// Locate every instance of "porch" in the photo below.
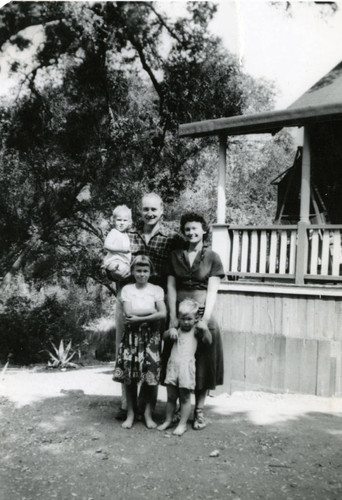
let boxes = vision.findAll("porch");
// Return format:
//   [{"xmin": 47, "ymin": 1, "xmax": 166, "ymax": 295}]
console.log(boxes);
[
  {"xmin": 213, "ymin": 222, "xmax": 342, "ymax": 284},
  {"xmin": 179, "ymin": 62, "xmax": 342, "ymax": 397}
]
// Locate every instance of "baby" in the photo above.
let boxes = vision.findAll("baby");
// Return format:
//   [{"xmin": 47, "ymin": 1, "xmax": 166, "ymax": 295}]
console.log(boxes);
[
  {"xmin": 158, "ymin": 298, "xmax": 212, "ymax": 436},
  {"xmin": 102, "ymin": 205, "xmax": 132, "ymax": 281}
]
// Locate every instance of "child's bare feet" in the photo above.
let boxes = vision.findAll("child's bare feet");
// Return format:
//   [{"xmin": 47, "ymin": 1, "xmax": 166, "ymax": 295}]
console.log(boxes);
[
  {"xmin": 157, "ymin": 420, "xmax": 173, "ymax": 431},
  {"xmin": 144, "ymin": 415, "xmax": 157, "ymax": 429},
  {"xmin": 173, "ymin": 424, "xmax": 187, "ymax": 436},
  {"xmin": 144, "ymin": 405, "xmax": 157, "ymax": 429},
  {"xmin": 121, "ymin": 413, "xmax": 134, "ymax": 429}
]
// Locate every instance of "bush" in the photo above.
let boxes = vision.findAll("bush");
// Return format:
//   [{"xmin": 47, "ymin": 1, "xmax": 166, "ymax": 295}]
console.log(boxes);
[
  {"xmin": 83, "ymin": 316, "xmax": 116, "ymax": 362},
  {"xmin": 0, "ymin": 286, "xmax": 101, "ymax": 365}
]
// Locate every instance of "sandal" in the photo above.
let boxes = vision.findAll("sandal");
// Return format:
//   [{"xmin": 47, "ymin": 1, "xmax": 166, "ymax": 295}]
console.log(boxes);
[{"xmin": 193, "ymin": 409, "xmax": 207, "ymax": 430}]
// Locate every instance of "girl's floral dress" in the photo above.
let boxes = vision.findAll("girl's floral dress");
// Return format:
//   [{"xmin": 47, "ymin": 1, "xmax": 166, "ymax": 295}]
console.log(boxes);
[{"xmin": 113, "ymin": 321, "xmax": 161, "ymax": 385}]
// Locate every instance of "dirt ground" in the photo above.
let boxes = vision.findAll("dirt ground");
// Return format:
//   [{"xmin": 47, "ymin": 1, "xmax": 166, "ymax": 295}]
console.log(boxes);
[{"xmin": 0, "ymin": 365, "xmax": 342, "ymax": 500}]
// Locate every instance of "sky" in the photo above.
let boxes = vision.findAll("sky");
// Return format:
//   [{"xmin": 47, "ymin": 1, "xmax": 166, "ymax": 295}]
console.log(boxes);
[
  {"xmin": 209, "ymin": 0, "xmax": 342, "ymax": 109},
  {"xmin": 1, "ymin": 1, "xmax": 342, "ymax": 110}
]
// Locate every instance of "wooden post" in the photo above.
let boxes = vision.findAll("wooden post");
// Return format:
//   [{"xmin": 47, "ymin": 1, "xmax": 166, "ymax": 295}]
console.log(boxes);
[
  {"xmin": 212, "ymin": 134, "xmax": 230, "ymax": 274},
  {"xmin": 217, "ymin": 135, "xmax": 227, "ymax": 224},
  {"xmin": 295, "ymin": 221, "xmax": 308, "ymax": 284},
  {"xmin": 300, "ymin": 127, "xmax": 311, "ymax": 222},
  {"xmin": 296, "ymin": 126, "xmax": 311, "ymax": 284}
]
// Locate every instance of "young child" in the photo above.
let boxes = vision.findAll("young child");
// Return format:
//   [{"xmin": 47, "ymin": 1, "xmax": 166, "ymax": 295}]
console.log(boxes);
[
  {"xmin": 158, "ymin": 298, "xmax": 212, "ymax": 436},
  {"xmin": 113, "ymin": 255, "xmax": 166, "ymax": 429},
  {"xmin": 102, "ymin": 205, "xmax": 132, "ymax": 281}
]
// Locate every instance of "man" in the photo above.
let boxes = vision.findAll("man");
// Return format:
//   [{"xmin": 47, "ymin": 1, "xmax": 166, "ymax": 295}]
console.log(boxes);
[
  {"xmin": 115, "ymin": 192, "xmax": 182, "ymax": 420},
  {"xmin": 130, "ymin": 192, "xmax": 180, "ymax": 289}
]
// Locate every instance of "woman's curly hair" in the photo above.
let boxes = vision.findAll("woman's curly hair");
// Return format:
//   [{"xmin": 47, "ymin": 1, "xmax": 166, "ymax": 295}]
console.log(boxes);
[{"xmin": 180, "ymin": 212, "xmax": 208, "ymax": 239}]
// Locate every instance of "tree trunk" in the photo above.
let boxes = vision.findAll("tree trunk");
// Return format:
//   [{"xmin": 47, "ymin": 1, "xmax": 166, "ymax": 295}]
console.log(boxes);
[{"xmin": 0, "ymin": 234, "xmax": 41, "ymax": 291}]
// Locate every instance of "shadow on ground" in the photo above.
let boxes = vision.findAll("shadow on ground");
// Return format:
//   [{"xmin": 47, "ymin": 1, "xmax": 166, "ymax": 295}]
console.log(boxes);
[{"xmin": 0, "ymin": 370, "xmax": 342, "ymax": 500}]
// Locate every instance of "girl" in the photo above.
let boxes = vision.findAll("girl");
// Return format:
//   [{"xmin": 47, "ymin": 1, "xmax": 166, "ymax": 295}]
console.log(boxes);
[
  {"xmin": 158, "ymin": 298, "xmax": 212, "ymax": 436},
  {"xmin": 113, "ymin": 255, "xmax": 166, "ymax": 429}
]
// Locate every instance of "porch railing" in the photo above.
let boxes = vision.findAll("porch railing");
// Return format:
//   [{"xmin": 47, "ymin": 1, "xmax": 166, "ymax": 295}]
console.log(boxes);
[{"xmin": 218, "ymin": 223, "xmax": 342, "ymax": 284}]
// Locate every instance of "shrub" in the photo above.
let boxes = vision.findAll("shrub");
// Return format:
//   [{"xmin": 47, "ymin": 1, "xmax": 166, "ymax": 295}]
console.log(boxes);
[
  {"xmin": 46, "ymin": 340, "xmax": 79, "ymax": 369},
  {"xmin": 83, "ymin": 316, "xmax": 116, "ymax": 361},
  {"xmin": 0, "ymin": 285, "xmax": 101, "ymax": 365}
]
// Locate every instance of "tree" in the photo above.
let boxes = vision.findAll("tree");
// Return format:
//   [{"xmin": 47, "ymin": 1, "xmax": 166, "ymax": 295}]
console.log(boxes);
[
  {"xmin": 0, "ymin": 1, "xmax": 278, "ymax": 290},
  {"xmin": 271, "ymin": 1, "xmax": 338, "ymax": 16},
  {"xmin": 167, "ymin": 129, "xmax": 296, "ymax": 229}
]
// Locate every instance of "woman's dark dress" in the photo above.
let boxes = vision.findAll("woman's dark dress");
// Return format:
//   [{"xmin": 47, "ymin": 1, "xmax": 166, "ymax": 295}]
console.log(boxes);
[{"xmin": 165, "ymin": 246, "xmax": 225, "ymax": 390}]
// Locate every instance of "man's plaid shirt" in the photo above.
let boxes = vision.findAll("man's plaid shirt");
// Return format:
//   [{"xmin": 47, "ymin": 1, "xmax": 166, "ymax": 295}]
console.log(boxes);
[{"xmin": 128, "ymin": 225, "xmax": 183, "ymax": 289}]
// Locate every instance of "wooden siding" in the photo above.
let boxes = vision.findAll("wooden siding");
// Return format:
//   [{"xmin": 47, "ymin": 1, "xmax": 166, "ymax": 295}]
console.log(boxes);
[{"xmin": 215, "ymin": 288, "xmax": 342, "ymax": 396}]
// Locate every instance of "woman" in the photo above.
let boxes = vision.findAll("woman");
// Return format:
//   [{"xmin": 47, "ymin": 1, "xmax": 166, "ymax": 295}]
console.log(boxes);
[{"xmin": 167, "ymin": 212, "xmax": 225, "ymax": 430}]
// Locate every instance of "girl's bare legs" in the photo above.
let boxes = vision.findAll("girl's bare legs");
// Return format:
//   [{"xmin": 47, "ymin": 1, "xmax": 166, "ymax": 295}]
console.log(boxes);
[
  {"xmin": 173, "ymin": 388, "xmax": 191, "ymax": 436},
  {"xmin": 158, "ymin": 386, "xmax": 178, "ymax": 431},
  {"xmin": 122, "ymin": 383, "xmax": 137, "ymax": 429},
  {"xmin": 143, "ymin": 386, "xmax": 158, "ymax": 429}
]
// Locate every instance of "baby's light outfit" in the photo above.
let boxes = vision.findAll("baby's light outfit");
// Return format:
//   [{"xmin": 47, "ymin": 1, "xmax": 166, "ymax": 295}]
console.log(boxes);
[
  {"xmin": 102, "ymin": 228, "xmax": 131, "ymax": 278},
  {"xmin": 164, "ymin": 327, "xmax": 198, "ymax": 390}
]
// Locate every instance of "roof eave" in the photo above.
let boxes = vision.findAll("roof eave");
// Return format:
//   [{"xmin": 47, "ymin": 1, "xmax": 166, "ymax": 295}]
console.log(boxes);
[{"xmin": 178, "ymin": 103, "xmax": 342, "ymax": 138}]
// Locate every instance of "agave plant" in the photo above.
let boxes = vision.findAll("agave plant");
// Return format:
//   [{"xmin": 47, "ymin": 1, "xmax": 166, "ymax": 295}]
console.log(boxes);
[{"xmin": 46, "ymin": 340, "xmax": 79, "ymax": 369}]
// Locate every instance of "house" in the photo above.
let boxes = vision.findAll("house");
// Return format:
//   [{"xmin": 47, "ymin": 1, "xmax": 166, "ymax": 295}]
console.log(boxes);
[{"xmin": 179, "ymin": 62, "xmax": 342, "ymax": 396}]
